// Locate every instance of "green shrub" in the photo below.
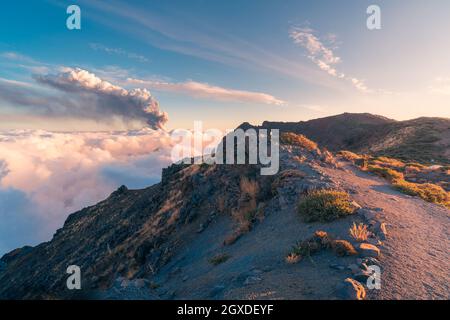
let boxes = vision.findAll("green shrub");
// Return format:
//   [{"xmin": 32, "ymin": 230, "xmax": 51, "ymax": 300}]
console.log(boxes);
[
  {"xmin": 208, "ymin": 253, "xmax": 230, "ymax": 266},
  {"xmin": 373, "ymin": 156, "xmax": 405, "ymax": 168},
  {"xmin": 298, "ymin": 190, "xmax": 355, "ymax": 222},
  {"xmin": 393, "ymin": 180, "xmax": 449, "ymax": 207},
  {"xmin": 331, "ymin": 240, "xmax": 358, "ymax": 257},
  {"xmin": 367, "ymin": 165, "xmax": 404, "ymax": 182},
  {"xmin": 338, "ymin": 150, "xmax": 362, "ymax": 161},
  {"xmin": 280, "ymin": 133, "xmax": 318, "ymax": 151}
]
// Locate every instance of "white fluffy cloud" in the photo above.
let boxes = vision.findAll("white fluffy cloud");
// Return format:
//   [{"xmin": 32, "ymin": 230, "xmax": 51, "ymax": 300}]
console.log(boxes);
[
  {"xmin": 290, "ymin": 27, "xmax": 370, "ymax": 93},
  {"xmin": 0, "ymin": 129, "xmax": 174, "ymax": 255},
  {"xmin": 127, "ymin": 78, "xmax": 285, "ymax": 106}
]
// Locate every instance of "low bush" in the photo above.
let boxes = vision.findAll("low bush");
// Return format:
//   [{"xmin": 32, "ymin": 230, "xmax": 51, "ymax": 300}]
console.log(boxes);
[
  {"xmin": 208, "ymin": 253, "xmax": 230, "ymax": 266},
  {"xmin": 338, "ymin": 150, "xmax": 362, "ymax": 161},
  {"xmin": 367, "ymin": 165, "xmax": 404, "ymax": 182},
  {"xmin": 298, "ymin": 190, "xmax": 355, "ymax": 222},
  {"xmin": 373, "ymin": 156, "xmax": 405, "ymax": 168},
  {"xmin": 331, "ymin": 240, "xmax": 358, "ymax": 257},
  {"xmin": 280, "ymin": 132, "xmax": 318, "ymax": 151}
]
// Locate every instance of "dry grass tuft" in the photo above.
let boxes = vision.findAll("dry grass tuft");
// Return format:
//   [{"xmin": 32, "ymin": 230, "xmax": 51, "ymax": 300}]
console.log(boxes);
[
  {"xmin": 349, "ymin": 222, "xmax": 370, "ymax": 242},
  {"xmin": 280, "ymin": 132, "xmax": 318, "ymax": 151},
  {"xmin": 338, "ymin": 150, "xmax": 362, "ymax": 161},
  {"xmin": 285, "ymin": 253, "xmax": 301, "ymax": 264},
  {"xmin": 373, "ymin": 156, "xmax": 405, "ymax": 168},
  {"xmin": 367, "ymin": 165, "xmax": 404, "ymax": 182},
  {"xmin": 240, "ymin": 177, "xmax": 259, "ymax": 196},
  {"xmin": 331, "ymin": 240, "xmax": 358, "ymax": 257}
]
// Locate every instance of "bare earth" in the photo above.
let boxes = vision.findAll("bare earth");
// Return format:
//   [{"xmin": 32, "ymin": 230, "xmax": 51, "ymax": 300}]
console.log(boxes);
[
  {"xmin": 321, "ymin": 163, "xmax": 450, "ymax": 299},
  {"xmin": 152, "ymin": 158, "xmax": 449, "ymax": 300}
]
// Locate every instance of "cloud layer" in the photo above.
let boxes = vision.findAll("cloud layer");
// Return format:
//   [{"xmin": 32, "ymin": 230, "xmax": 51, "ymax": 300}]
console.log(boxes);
[
  {"xmin": 127, "ymin": 78, "xmax": 285, "ymax": 105},
  {"xmin": 290, "ymin": 27, "xmax": 370, "ymax": 93},
  {"xmin": 0, "ymin": 129, "xmax": 173, "ymax": 255}
]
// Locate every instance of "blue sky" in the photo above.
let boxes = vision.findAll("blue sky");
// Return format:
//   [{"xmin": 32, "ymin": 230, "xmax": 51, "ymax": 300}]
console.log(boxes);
[{"xmin": 1, "ymin": 0, "xmax": 450, "ymax": 131}]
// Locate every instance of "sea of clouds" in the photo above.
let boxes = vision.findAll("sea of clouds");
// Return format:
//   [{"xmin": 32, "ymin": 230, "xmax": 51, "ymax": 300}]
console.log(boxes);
[{"xmin": 0, "ymin": 128, "xmax": 174, "ymax": 255}]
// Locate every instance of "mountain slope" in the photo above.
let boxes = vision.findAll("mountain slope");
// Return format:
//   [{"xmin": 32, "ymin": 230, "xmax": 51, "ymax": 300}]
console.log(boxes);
[
  {"xmin": 252, "ymin": 113, "xmax": 450, "ymax": 164},
  {"xmin": 1, "ymin": 134, "xmax": 448, "ymax": 300}
]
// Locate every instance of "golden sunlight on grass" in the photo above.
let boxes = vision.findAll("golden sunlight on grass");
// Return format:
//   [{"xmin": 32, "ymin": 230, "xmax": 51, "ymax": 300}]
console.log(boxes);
[{"xmin": 349, "ymin": 222, "xmax": 370, "ymax": 242}]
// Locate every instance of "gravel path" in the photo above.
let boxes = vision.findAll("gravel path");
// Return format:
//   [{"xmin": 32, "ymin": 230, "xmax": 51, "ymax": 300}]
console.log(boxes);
[{"xmin": 322, "ymin": 163, "xmax": 450, "ymax": 299}]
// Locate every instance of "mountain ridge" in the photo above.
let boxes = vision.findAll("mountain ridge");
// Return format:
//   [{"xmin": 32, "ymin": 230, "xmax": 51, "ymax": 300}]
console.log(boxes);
[{"xmin": 241, "ymin": 113, "xmax": 450, "ymax": 164}]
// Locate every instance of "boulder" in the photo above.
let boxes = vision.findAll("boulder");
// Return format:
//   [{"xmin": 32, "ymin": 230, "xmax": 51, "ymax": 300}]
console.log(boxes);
[
  {"xmin": 354, "ymin": 270, "xmax": 372, "ymax": 283},
  {"xmin": 330, "ymin": 263, "xmax": 346, "ymax": 271},
  {"xmin": 337, "ymin": 278, "xmax": 366, "ymax": 300},
  {"xmin": 347, "ymin": 264, "xmax": 361, "ymax": 274},
  {"xmin": 358, "ymin": 243, "xmax": 381, "ymax": 258},
  {"xmin": 378, "ymin": 222, "xmax": 388, "ymax": 240}
]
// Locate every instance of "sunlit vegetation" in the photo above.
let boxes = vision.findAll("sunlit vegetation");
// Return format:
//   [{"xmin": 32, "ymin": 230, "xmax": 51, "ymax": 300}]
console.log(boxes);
[
  {"xmin": 298, "ymin": 190, "xmax": 356, "ymax": 222},
  {"xmin": 331, "ymin": 240, "xmax": 358, "ymax": 257},
  {"xmin": 349, "ymin": 222, "xmax": 370, "ymax": 242},
  {"xmin": 280, "ymin": 132, "xmax": 318, "ymax": 151},
  {"xmin": 208, "ymin": 253, "xmax": 230, "ymax": 266},
  {"xmin": 339, "ymin": 151, "xmax": 450, "ymax": 208},
  {"xmin": 286, "ymin": 231, "xmax": 358, "ymax": 263}
]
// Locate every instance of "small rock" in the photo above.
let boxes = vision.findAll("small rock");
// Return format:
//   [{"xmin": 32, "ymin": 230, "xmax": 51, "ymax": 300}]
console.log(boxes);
[
  {"xmin": 167, "ymin": 290, "xmax": 176, "ymax": 299},
  {"xmin": 362, "ymin": 257, "xmax": 380, "ymax": 266},
  {"xmin": 120, "ymin": 279, "xmax": 130, "ymax": 288},
  {"xmin": 182, "ymin": 275, "xmax": 189, "ymax": 282},
  {"xmin": 196, "ymin": 224, "xmax": 205, "ymax": 233},
  {"xmin": 351, "ymin": 201, "xmax": 362, "ymax": 210},
  {"xmin": 251, "ymin": 268, "xmax": 263, "ymax": 275},
  {"xmin": 367, "ymin": 238, "xmax": 383, "ymax": 246},
  {"xmin": 359, "ymin": 208, "xmax": 378, "ymax": 221},
  {"xmin": 209, "ymin": 285, "xmax": 225, "ymax": 298},
  {"xmin": 354, "ymin": 270, "xmax": 372, "ymax": 283},
  {"xmin": 330, "ymin": 263, "xmax": 345, "ymax": 271},
  {"xmin": 337, "ymin": 278, "xmax": 366, "ymax": 300},
  {"xmin": 244, "ymin": 276, "xmax": 262, "ymax": 285},
  {"xmin": 358, "ymin": 243, "xmax": 381, "ymax": 258},
  {"xmin": 347, "ymin": 264, "xmax": 361, "ymax": 274},
  {"xmin": 261, "ymin": 266, "xmax": 273, "ymax": 272},
  {"xmin": 378, "ymin": 222, "xmax": 388, "ymax": 240},
  {"xmin": 133, "ymin": 278, "xmax": 147, "ymax": 288}
]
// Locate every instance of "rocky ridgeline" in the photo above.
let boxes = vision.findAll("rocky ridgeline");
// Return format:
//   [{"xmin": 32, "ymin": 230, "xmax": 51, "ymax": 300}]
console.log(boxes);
[{"xmin": 1, "ymin": 134, "xmax": 388, "ymax": 300}]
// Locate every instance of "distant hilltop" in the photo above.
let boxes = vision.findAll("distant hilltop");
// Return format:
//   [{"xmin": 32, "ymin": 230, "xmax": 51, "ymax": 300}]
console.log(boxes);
[{"xmin": 241, "ymin": 113, "xmax": 450, "ymax": 165}]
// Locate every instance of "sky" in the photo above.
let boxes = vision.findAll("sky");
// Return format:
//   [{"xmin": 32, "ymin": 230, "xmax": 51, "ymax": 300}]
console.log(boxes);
[{"xmin": 0, "ymin": 0, "xmax": 449, "ymax": 254}]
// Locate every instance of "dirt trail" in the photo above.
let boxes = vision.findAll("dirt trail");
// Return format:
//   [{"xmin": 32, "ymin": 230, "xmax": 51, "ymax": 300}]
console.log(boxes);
[
  {"xmin": 152, "ymin": 159, "xmax": 449, "ymax": 300},
  {"xmin": 322, "ymin": 163, "xmax": 450, "ymax": 299}
]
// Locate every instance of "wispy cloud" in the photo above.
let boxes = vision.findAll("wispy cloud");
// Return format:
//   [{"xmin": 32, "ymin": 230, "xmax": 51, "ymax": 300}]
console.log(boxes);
[
  {"xmin": 0, "ymin": 51, "xmax": 53, "ymax": 75},
  {"xmin": 77, "ymin": 0, "xmax": 339, "ymax": 90},
  {"xmin": 428, "ymin": 77, "xmax": 450, "ymax": 95},
  {"xmin": 290, "ymin": 26, "xmax": 370, "ymax": 93},
  {"xmin": 127, "ymin": 78, "xmax": 285, "ymax": 106},
  {"xmin": 90, "ymin": 43, "xmax": 149, "ymax": 63}
]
